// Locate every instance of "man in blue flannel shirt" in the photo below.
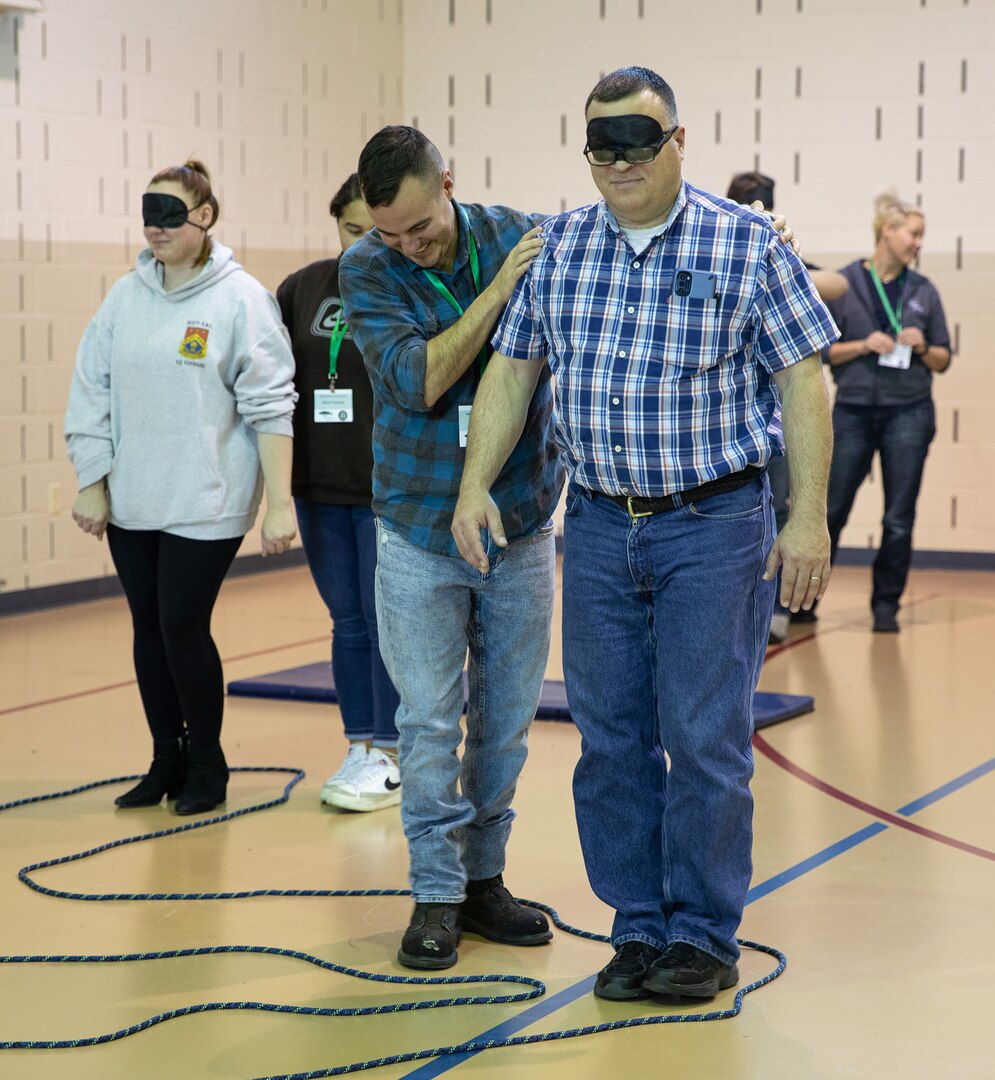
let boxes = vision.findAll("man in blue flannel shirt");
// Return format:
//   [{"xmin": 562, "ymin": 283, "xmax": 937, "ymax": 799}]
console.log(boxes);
[
  {"xmin": 339, "ymin": 126, "xmax": 563, "ymax": 971},
  {"xmin": 453, "ymin": 67, "xmax": 839, "ymax": 1001}
]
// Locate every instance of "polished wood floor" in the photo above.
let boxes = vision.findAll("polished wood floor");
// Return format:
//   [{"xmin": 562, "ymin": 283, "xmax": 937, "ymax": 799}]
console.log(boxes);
[{"xmin": 1, "ymin": 561, "xmax": 993, "ymax": 1080}]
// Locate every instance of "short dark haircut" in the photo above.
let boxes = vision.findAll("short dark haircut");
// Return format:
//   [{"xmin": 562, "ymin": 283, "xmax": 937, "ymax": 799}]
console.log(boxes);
[
  {"xmin": 727, "ymin": 171, "xmax": 775, "ymax": 210},
  {"xmin": 585, "ymin": 66, "xmax": 678, "ymax": 124},
  {"xmin": 357, "ymin": 126, "xmax": 445, "ymax": 209},
  {"xmin": 329, "ymin": 173, "xmax": 362, "ymax": 218}
]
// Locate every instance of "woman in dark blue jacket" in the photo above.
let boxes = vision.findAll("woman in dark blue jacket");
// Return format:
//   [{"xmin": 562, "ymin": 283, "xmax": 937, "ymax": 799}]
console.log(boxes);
[{"xmin": 824, "ymin": 192, "xmax": 951, "ymax": 632}]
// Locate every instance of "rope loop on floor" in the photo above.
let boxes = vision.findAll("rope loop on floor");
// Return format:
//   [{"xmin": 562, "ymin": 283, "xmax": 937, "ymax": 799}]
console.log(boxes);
[{"xmin": 0, "ymin": 769, "xmax": 787, "ymax": 1075}]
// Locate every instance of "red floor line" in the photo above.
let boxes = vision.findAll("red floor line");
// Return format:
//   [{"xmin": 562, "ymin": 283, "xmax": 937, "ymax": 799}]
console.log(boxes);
[
  {"xmin": 753, "ymin": 731, "xmax": 995, "ymax": 862},
  {"xmin": 0, "ymin": 635, "xmax": 329, "ymax": 718}
]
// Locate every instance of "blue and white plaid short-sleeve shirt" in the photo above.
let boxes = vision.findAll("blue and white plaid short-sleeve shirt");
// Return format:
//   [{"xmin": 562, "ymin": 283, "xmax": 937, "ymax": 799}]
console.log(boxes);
[{"xmin": 492, "ymin": 182, "xmax": 839, "ymax": 497}]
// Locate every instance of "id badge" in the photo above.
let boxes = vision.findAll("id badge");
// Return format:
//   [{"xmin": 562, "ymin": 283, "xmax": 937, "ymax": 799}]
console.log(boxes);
[
  {"xmin": 878, "ymin": 343, "xmax": 912, "ymax": 370},
  {"xmin": 314, "ymin": 388, "xmax": 354, "ymax": 423},
  {"xmin": 458, "ymin": 404, "xmax": 472, "ymax": 447}
]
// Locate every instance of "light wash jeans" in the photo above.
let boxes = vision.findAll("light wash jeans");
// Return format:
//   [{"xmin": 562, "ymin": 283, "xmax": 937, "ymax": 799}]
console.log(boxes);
[
  {"xmin": 374, "ymin": 520, "xmax": 555, "ymax": 903},
  {"xmin": 561, "ymin": 475, "xmax": 775, "ymax": 966},
  {"xmin": 295, "ymin": 499, "xmax": 399, "ymax": 747}
]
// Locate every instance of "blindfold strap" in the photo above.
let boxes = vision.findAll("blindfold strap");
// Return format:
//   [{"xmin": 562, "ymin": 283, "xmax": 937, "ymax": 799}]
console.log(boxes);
[{"xmin": 586, "ymin": 114, "xmax": 666, "ymax": 150}]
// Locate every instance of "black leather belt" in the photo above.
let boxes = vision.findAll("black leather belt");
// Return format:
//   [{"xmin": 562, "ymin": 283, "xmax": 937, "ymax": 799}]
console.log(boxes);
[{"xmin": 599, "ymin": 466, "xmax": 764, "ymax": 519}]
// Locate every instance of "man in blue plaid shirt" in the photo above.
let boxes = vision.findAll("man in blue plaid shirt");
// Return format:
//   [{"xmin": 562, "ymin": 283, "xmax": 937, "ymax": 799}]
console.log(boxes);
[
  {"xmin": 453, "ymin": 67, "xmax": 839, "ymax": 1001},
  {"xmin": 339, "ymin": 126, "xmax": 563, "ymax": 970}
]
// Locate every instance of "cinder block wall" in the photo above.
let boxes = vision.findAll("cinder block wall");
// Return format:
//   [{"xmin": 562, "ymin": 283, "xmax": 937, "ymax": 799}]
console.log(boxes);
[
  {"xmin": 400, "ymin": 0, "xmax": 995, "ymax": 557},
  {"xmin": 3, "ymin": 0, "xmax": 994, "ymax": 602},
  {"xmin": 0, "ymin": 0, "xmax": 403, "ymax": 595}
]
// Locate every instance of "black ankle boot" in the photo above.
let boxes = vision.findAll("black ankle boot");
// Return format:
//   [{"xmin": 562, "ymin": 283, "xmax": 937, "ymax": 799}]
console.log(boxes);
[
  {"xmin": 175, "ymin": 745, "xmax": 229, "ymax": 815},
  {"xmin": 115, "ymin": 736, "xmax": 188, "ymax": 808}
]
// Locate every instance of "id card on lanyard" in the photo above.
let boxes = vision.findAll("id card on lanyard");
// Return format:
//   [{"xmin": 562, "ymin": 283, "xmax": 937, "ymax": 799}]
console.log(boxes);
[
  {"xmin": 314, "ymin": 307, "xmax": 354, "ymax": 423},
  {"xmin": 868, "ymin": 265, "xmax": 912, "ymax": 370},
  {"xmin": 421, "ymin": 209, "xmax": 487, "ymax": 445}
]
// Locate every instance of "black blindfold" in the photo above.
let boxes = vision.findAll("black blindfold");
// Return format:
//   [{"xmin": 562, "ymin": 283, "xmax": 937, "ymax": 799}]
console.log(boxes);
[
  {"xmin": 585, "ymin": 114, "xmax": 666, "ymax": 151},
  {"xmin": 142, "ymin": 192, "xmax": 207, "ymax": 230}
]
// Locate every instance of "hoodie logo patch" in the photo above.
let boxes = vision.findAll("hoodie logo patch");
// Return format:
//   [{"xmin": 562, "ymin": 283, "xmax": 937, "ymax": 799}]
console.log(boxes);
[{"xmin": 179, "ymin": 326, "xmax": 209, "ymax": 361}]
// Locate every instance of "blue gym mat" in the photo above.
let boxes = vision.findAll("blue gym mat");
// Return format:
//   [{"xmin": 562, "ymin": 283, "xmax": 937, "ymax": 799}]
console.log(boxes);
[{"xmin": 227, "ymin": 662, "xmax": 813, "ymax": 730}]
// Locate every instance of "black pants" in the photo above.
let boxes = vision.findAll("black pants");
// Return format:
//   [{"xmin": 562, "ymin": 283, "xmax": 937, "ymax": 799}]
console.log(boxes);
[{"xmin": 107, "ymin": 526, "xmax": 242, "ymax": 750}]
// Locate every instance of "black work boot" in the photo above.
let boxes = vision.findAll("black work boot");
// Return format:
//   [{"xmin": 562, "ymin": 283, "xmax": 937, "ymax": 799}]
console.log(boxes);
[
  {"xmin": 460, "ymin": 874, "xmax": 553, "ymax": 946},
  {"xmin": 174, "ymin": 744, "xmax": 228, "ymax": 815},
  {"xmin": 398, "ymin": 903, "xmax": 461, "ymax": 970},
  {"xmin": 115, "ymin": 735, "xmax": 188, "ymax": 808},
  {"xmin": 642, "ymin": 941, "xmax": 739, "ymax": 998},
  {"xmin": 594, "ymin": 941, "xmax": 662, "ymax": 1001}
]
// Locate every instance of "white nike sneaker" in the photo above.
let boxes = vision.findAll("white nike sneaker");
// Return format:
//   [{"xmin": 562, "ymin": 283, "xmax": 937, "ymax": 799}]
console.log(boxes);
[
  {"xmin": 320, "ymin": 743, "xmax": 370, "ymax": 806},
  {"xmin": 323, "ymin": 749, "xmax": 401, "ymax": 813}
]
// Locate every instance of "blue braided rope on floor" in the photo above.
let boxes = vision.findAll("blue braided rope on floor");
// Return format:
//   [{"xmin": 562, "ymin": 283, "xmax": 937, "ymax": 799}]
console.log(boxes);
[{"xmin": 0, "ymin": 769, "xmax": 787, "ymax": 1076}]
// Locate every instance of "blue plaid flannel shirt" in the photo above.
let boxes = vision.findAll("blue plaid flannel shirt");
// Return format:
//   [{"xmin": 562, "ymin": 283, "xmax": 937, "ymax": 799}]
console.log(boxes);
[
  {"xmin": 492, "ymin": 182, "xmax": 840, "ymax": 497},
  {"xmin": 339, "ymin": 199, "xmax": 563, "ymax": 555}
]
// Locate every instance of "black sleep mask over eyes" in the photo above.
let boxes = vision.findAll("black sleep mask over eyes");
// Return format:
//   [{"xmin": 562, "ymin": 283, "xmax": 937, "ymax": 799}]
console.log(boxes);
[
  {"xmin": 142, "ymin": 192, "xmax": 207, "ymax": 230},
  {"xmin": 585, "ymin": 113, "xmax": 666, "ymax": 150}
]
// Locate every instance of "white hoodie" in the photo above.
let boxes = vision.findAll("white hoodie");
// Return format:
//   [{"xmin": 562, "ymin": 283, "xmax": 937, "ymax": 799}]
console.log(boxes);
[{"xmin": 65, "ymin": 241, "xmax": 297, "ymax": 540}]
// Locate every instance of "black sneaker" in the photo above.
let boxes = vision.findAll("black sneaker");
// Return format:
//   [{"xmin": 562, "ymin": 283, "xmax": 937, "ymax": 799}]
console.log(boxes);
[
  {"xmin": 872, "ymin": 610, "xmax": 900, "ymax": 633},
  {"xmin": 459, "ymin": 874, "xmax": 553, "ymax": 946},
  {"xmin": 593, "ymin": 941, "xmax": 662, "ymax": 1001},
  {"xmin": 397, "ymin": 903, "xmax": 460, "ymax": 970},
  {"xmin": 642, "ymin": 941, "xmax": 739, "ymax": 998}
]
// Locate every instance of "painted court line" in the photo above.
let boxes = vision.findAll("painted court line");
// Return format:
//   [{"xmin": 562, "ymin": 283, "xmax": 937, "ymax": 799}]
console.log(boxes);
[
  {"xmin": 754, "ymin": 734, "xmax": 995, "ymax": 862},
  {"xmin": 402, "ymin": 977, "xmax": 598, "ymax": 1079},
  {"xmin": 402, "ymin": 752, "xmax": 995, "ymax": 1078}
]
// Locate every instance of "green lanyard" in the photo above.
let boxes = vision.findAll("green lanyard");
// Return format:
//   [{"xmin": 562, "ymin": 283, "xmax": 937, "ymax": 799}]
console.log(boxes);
[
  {"xmin": 327, "ymin": 308, "xmax": 348, "ymax": 388},
  {"xmin": 867, "ymin": 264, "xmax": 906, "ymax": 336},
  {"xmin": 420, "ymin": 211, "xmax": 488, "ymax": 375}
]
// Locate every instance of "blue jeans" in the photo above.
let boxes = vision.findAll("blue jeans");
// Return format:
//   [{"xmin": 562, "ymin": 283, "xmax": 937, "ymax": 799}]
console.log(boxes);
[
  {"xmin": 374, "ymin": 520, "xmax": 555, "ymax": 903},
  {"xmin": 295, "ymin": 499, "xmax": 399, "ymax": 746},
  {"xmin": 561, "ymin": 476, "xmax": 775, "ymax": 966},
  {"xmin": 827, "ymin": 398, "xmax": 936, "ymax": 616}
]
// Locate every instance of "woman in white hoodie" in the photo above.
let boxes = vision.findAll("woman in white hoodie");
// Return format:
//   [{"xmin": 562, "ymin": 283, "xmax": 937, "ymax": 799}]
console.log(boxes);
[{"xmin": 65, "ymin": 161, "xmax": 297, "ymax": 815}]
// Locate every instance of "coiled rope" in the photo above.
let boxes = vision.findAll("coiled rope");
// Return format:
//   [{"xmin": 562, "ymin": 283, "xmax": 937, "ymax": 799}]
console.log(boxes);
[{"xmin": 0, "ymin": 768, "xmax": 786, "ymax": 1078}]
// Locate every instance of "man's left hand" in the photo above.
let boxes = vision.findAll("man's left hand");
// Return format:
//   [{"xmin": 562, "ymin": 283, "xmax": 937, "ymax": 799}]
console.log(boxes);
[{"xmin": 764, "ymin": 516, "xmax": 831, "ymax": 612}]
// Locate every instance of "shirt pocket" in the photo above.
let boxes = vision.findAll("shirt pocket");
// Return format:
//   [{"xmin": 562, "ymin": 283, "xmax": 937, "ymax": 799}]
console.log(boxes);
[{"xmin": 653, "ymin": 296, "xmax": 740, "ymax": 374}]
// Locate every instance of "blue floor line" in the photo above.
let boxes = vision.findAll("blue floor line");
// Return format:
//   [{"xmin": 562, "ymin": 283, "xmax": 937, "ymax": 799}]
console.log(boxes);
[
  {"xmin": 744, "ymin": 823, "xmax": 888, "ymax": 904},
  {"xmin": 896, "ymin": 755, "xmax": 995, "ymax": 816},
  {"xmin": 401, "ymin": 977, "xmax": 597, "ymax": 1079},
  {"xmin": 401, "ymin": 754, "xmax": 994, "ymax": 1078}
]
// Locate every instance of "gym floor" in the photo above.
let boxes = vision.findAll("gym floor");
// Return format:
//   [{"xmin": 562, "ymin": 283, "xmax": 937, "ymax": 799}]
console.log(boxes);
[{"xmin": 2, "ymin": 560, "xmax": 993, "ymax": 1079}]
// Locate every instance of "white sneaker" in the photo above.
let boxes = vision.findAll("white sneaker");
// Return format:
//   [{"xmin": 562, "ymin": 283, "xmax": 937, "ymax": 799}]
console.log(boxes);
[
  {"xmin": 320, "ymin": 743, "xmax": 370, "ymax": 806},
  {"xmin": 323, "ymin": 749, "xmax": 401, "ymax": 813}
]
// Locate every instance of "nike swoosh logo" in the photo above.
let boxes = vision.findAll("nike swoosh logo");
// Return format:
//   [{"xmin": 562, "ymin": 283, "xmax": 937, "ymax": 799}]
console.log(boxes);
[{"xmin": 385, "ymin": 779, "xmax": 401, "ymax": 791}]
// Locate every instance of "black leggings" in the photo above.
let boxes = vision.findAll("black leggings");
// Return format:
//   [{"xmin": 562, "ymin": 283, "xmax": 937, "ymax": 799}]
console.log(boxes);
[{"xmin": 107, "ymin": 526, "xmax": 242, "ymax": 751}]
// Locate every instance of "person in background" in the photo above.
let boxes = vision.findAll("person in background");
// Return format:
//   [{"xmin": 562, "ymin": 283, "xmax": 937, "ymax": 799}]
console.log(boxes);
[
  {"xmin": 65, "ymin": 160, "xmax": 297, "ymax": 815},
  {"xmin": 823, "ymin": 191, "xmax": 951, "ymax": 633},
  {"xmin": 339, "ymin": 126, "xmax": 562, "ymax": 970},
  {"xmin": 727, "ymin": 171, "xmax": 848, "ymax": 643},
  {"xmin": 277, "ymin": 175, "xmax": 402, "ymax": 812}
]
